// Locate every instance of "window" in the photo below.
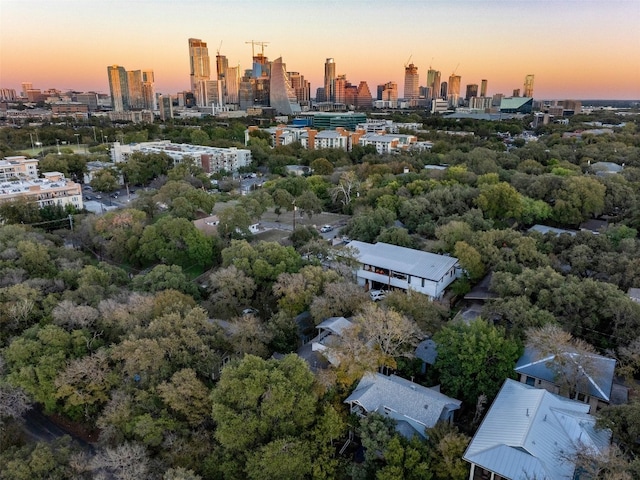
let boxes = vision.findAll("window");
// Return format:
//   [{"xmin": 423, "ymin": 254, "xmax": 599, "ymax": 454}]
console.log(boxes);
[{"xmin": 525, "ymin": 376, "xmax": 535, "ymax": 386}]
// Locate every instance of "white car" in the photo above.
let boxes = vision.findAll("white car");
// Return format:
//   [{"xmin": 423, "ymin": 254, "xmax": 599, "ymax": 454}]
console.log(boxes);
[
  {"xmin": 369, "ymin": 289, "xmax": 386, "ymax": 301},
  {"xmin": 320, "ymin": 225, "xmax": 333, "ymax": 233},
  {"xmin": 241, "ymin": 308, "xmax": 259, "ymax": 316}
]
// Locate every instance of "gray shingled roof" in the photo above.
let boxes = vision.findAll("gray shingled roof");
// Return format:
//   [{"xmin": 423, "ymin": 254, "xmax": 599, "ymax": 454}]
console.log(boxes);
[
  {"xmin": 463, "ymin": 379, "xmax": 611, "ymax": 480},
  {"xmin": 346, "ymin": 241, "xmax": 459, "ymax": 282},
  {"xmin": 344, "ymin": 373, "xmax": 461, "ymax": 434},
  {"xmin": 515, "ymin": 346, "xmax": 616, "ymax": 401}
]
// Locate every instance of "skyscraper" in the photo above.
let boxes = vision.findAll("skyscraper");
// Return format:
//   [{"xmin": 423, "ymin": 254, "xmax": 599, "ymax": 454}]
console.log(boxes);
[
  {"xmin": 226, "ymin": 66, "xmax": 240, "ymax": 104},
  {"xmin": 355, "ymin": 81, "xmax": 373, "ymax": 109},
  {"xmin": 269, "ymin": 57, "xmax": 301, "ymax": 115},
  {"xmin": 448, "ymin": 74, "xmax": 461, "ymax": 107},
  {"xmin": 216, "ymin": 54, "xmax": 228, "ymax": 106},
  {"xmin": 188, "ymin": 38, "xmax": 211, "ymax": 107},
  {"xmin": 142, "ymin": 70, "xmax": 156, "ymax": 110},
  {"xmin": 426, "ymin": 68, "xmax": 441, "ymax": 101},
  {"xmin": 107, "ymin": 65, "xmax": 129, "ymax": 112},
  {"xmin": 324, "ymin": 58, "xmax": 336, "ymax": 103},
  {"xmin": 440, "ymin": 82, "xmax": 448, "ymax": 99},
  {"xmin": 335, "ymin": 74, "xmax": 347, "ymax": 105},
  {"xmin": 127, "ymin": 70, "xmax": 144, "ymax": 109},
  {"xmin": 288, "ymin": 72, "xmax": 310, "ymax": 105},
  {"xmin": 465, "ymin": 84, "xmax": 478, "ymax": 100},
  {"xmin": 480, "ymin": 79, "xmax": 488, "ymax": 97},
  {"xmin": 524, "ymin": 74, "xmax": 535, "ymax": 98},
  {"xmin": 404, "ymin": 63, "xmax": 419, "ymax": 102}
]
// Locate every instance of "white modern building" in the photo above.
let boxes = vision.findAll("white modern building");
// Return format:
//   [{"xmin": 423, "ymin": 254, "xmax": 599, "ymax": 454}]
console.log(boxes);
[
  {"xmin": 346, "ymin": 241, "xmax": 462, "ymax": 300},
  {"xmin": 110, "ymin": 141, "xmax": 252, "ymax": 174},
  {"xmin": 301, "ymin": 129, "xmax": 349, "ymax": 150},
  {"xmin": 0, "ymin": 171, "xmax": 83, "ymax": 210},
  {"xmin": 357, "ymin": 133, "xmax": 417, "ymax": 154}
]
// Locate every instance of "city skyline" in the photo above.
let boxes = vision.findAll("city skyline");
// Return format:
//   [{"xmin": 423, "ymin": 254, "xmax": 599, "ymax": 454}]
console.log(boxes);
[{"xmin": 1, "ymin": 0, "xmax": 639, "ymax": 100}]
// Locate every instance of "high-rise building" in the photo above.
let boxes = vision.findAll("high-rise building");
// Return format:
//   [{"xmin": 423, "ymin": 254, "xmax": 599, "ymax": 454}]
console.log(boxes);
[
  {"xmin": 465, "ymin": 84, "xmax": 478, "ymax": 100},
  {"xmin": 216, "ymin": 54, "xmax": 228, "ymax": 105},
  {"xmin": 142, "ymin": 70, "xmax": 156, "ymax": 110},
  {"xmin": 426, "ymin": 68, "xmax": 441, "ymax": 101},
  {"xmin": 404, "ymin": 63, "xmax": 419, "ymax": 101},
  {"xmin": 21, "ymin": 83, "xmax": 33, "ymax": 98},
  {"xmin": 440, "ymin": 81, "xmax": 448, "ymax": 99},
  {"xmin": 523, "ymin": 74, "xmax": 535, "ymax": 98},
  {"xmin": 448, "ymin": 74, "xmax": 461, "ymax": 107},
  {"xmin": 378, "ymin": 82, "xmax": 398, "ymax": 103},
  {"xmin": 226, "ymin": 66, "xmax": 240, "ymax": 104},
  {"xmin": 288, "ymin": 72, "xmax": 310, "ymax": 105},
  {"xmin": 188, "ymin": 38, "xmax": 211, "ymax": 107},
  {"xmin": 158, "ymin": 95, "xmax": 173, "ymax": 120},
  {"xmin": 513, "ymin": 88, "xmax": 521, "ymax": 97},
  {"xmin": 324, "ymin": 58, "xmax": 336, "ymax": 103},
  {"xmin": 107, "ymin": 65, "xmax": 129, "ymax": 112},
  {"xmin": 335, "ymin": 74, "xmax": 347, "ymax": 105},
  {"xmin": 269, "ymin": 57, "xmax": 302, "ymax": 116},
  {"xmin": 480, "ymin": 79, "xmax": 488, "ymax": 97},
  {"xmin": 127, "ymin": 70, "xmax": 144, "ymax": 109},
  {"xmin": 355, "ymin": 81, "xmax": 373, "ymax": 109}
]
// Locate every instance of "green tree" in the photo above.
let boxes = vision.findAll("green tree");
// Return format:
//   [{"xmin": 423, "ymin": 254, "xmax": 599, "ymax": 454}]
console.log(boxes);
[
  {"xmin": 137, "ymin": 216, "xmax": 214, "ymax": 268},
  {"xmin": 207, "ymin": 265, "xmax": 257, "ymax": 318},
  {"xmin": 132, "ymin": 264, "xmax": 199, "ymax": 297},
  {"xmin": 90, "ymin": 167, "xmax": 120, "ymax": 193},
  {"xmin": 221, "ymin": 240, "xmax": 302, "ymax": 287},
  {"xmin": 310, "ymin": 157, "xmax": 334, "ymax": 175},
  {"xmin": 552, "ymin": 175, "xmax": 606, "ymax": 226},
  {"xmin": 211, "ymin": 354, "xmax": 340, "ymax": 479},
  {"xmin": 295, "ymin": 190, "xmax": 323, "ymax": 220},
  {"xmin": 433, "ymin": 319, "xmax": 522, "ymax": 405},
  {"xmin": 454, "ymin": 241, "xmax": 485, "ymax": 281},
  {"xmin": 476, "ymin": 181, "xmax": 523, "ymax": 221}
]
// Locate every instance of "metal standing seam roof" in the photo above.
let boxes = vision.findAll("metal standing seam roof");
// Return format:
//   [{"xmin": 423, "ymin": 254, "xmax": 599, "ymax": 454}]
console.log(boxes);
[
  {"xmin": 515, "ymin": 346, "xmax": 616, "ymax": 402},
  {"xmin": 346, "ymin": 241, "xmax": 459, "ymax": 282},
  {"xmin": 344, "ymin": 373, "xmax": 462, "ymax": 432},
  {"xmin": 463, "ymin": 379, "xmax": 611, "ymax": 480},
  {"xmin": 316, "ymin": 316, "xmax": 354, "ymax": 336}
]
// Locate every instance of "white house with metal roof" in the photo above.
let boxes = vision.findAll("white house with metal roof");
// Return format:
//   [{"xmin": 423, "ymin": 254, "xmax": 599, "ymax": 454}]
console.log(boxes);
[
  {"xmin": 345, "ymin": 373, "xmax": 462, "ymax": 439},
  {"xmin": 515, "ymin": 346, "xmax": 618, "ymax": 414},
  {"xmin": 346, "ymin": 241, "xmax": 462, "ymax": 300},
  {"xmin": 311, "ymin": 316, "xmax": 354, "ymax": 365},
  {"xmin": 463, "ymin": 379, "xmax": 611, "ymax": 480}
]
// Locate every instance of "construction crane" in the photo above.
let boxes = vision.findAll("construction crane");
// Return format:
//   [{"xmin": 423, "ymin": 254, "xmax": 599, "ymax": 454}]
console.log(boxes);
[
  {"xmin": 452, "ymin": 63, "xmax": 460, "ymax": 75},
  {"xmin": 245, "ymin": 40, "xmax": 270, "ymax": 57},
  {"xmin": 217, "ymin": 41, "xmax": 223, "ymax": 56},
  {"xmin": 404, "ymin": 54, "xmax": 413, "ymax": 68}
]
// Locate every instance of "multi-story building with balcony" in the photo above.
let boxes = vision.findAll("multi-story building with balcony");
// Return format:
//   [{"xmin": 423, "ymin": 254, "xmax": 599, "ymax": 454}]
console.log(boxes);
[
  {"xmin": 346, "ymin": 240, "xmax": 462, "ymax": 300},
  {"xmin": 110, "ymin": 141, "xmax": 251, "ymax": 174},
  {"xmin": 0, "ymin": 169, "xmax": 83, "ymax": 210},
  {"xmin": 0, "ymin": 156, "xmax": 39, "ymax": 181}
]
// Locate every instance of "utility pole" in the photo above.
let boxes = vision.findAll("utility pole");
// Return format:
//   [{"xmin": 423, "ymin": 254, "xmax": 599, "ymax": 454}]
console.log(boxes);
[
  {"xmin": 292, "ymin": 199, "xmax": 296, "ymax": 231},
  {"xmin": 68, "ymin": 214, "xmax": 73, "ymax": 231}
]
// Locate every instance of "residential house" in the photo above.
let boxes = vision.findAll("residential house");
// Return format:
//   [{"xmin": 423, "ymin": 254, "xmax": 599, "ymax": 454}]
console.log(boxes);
[
  {"xmin": 311, "ymin": 316, "xmax": 354, "ymax": 366},
  {"xmin": 515, "ymin": 346, "xmax": 622, "ymax": 413},
  {"xmin": 344, "ymin": 372, "xmax": 462, "ymax": 439},
  {"xmin": 346, "ymin": 240, "xmax": 461, "ymax": 300},
  {"xmin": 463, "ymin": 378, "xmax": 611, "ymax": 480}
]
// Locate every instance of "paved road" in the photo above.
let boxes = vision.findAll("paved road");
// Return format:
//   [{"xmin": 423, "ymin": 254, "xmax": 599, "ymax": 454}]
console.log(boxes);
[{"xmin": 23, "ymin": 407, "xmax": 95, "ymax": 452}]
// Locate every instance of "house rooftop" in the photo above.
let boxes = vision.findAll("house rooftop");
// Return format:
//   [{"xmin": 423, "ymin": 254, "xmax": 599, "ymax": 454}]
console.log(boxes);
[
  {"xmin": 345, "ymin": 373, "xmax": 461, "ymax": 436},
  {"xmin": 346, "ymin": 241, "xmax": 459, "ymax": 282},
  {"xmin": 515, "ymin": 346, "xmax": 616, "ymax": 402},
  {"xmin": 463, "ymin": 379, "xmax": 611, "ymax": 480}
]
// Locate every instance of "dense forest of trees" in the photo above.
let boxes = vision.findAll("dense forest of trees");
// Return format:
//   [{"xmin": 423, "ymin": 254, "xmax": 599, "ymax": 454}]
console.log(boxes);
[{"xmin": 1, "ymin": 110, "xmax": 639, "ymax": 478}]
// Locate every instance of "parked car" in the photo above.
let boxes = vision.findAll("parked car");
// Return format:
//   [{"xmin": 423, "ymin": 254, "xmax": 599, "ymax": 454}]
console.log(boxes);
[
  {"xmin": 320, "ymin": 225, "xmax": 333, "ymax": 233},
  {"xmin": 241, "ymin": 308, "xmax": 259, "ymax": 316},
  {"xmin": 369, "ymin": 289, "xmax": 386, "ymax": 301}
]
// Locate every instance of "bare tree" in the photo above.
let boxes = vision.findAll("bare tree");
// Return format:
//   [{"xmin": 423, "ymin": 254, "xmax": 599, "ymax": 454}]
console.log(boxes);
[
  {"xmin": 330, "ymin": 171, "xmax": 360, "ymax": 208},
  {"xmin": 526, "ymin": 324, "xmax": 601, "ymax": 400},
  {"xmin": 53, "ymin": 300, "xmax": 100, "ymax": 330},
  {"xmin": 90, "ymin": 442, "xmax": 151, "ymax": 480}
]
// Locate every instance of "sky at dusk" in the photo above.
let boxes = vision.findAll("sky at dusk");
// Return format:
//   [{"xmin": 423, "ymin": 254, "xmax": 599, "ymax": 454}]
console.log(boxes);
[{"xmin": 1, "ymin": 0, "xmax": 639, "ymax": 100}]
